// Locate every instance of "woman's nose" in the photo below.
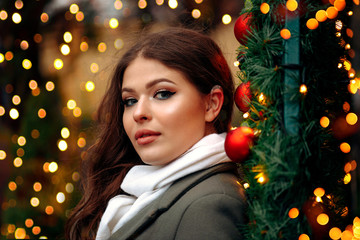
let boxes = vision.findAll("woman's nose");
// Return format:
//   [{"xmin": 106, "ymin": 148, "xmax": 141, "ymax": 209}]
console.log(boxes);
[{"xmin": 133, "ymin": 98, "xmax": 152, "ymax": 122}]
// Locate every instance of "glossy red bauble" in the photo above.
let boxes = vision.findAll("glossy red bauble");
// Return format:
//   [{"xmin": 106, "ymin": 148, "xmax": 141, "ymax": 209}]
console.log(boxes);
[
  {"xmin": 225, "ymin": 126, "xmax": 254, "ymax": 163},
  {"xmin": 235, "ymin": 82, "xmax": 252, "ymax": 112},
  {"xmin": 234, "ymin": 13, "xmax": 252, "ymax": 45}
]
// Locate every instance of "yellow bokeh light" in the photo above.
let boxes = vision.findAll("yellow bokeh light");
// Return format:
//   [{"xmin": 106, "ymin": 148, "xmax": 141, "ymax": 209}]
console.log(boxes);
[
  {"xmin": 63, "ymin": 32, "xmax": 73, "ymax": 43},
  {"xmin": 0, "ymin": 106, "xmax": 5, "ymax": 116},
  {"xmin": 73, "ymin": 107, "xmax": 82, "ymax": 117},
  {"xmin": 260, "ymin": 3, "xmax": 270, "ymax": 14},
  {"xmin": 343, "ymin": 59, "xmax": 351, "ymax": 71},
  {"xmin": 67, "ymin": 99, "xmax": 76, "ymax": 110},
  {"xmin": 298, "ymin": 234, "xmax": 310, "ymax": 240},
  {"xmin": 340, "ymin": 142, "xmax": 351, "ymax": 153},
  {"xmin": 0, "ymin": 10, "xmax": 8, "ymax": 20},
  {"xmin": 69, "ymin": 3, "xmax": 79, "ymax": 14},
  {"xmin": 25, "ymin": 218, "xmax": 34, "ymax": 228},
  {"xmin": 222, "ymin": 14, "xmax": 232, "ymax": 24},
  {"xmin": 58, "ymin": 140, "xmax": 68, "ymax": 151},
  {"xmin": 98, "ymin": 42, "xmax": 107, "ymax": 52},
  {"xmin": 54, "ymin": 58, "xmax": 64, "ymax": 70},
  {"xmin": 33, "ymin": 182, "xmax": 42, "ymax": 192},
  {"xmin": 56, "ymin": 192, "xmax": 66, "ymax": 203},
  {"xmin": 115, "ymin": 0, "xmax": 123, "ymax": 9},
  {"xmin": 299, "ymin": 84, "xmax": 307, "ymax": 94},
  {"xmin": 38, "ymin": 108, "xmax": 46, "ymax": 119},
  {"xmin": 75, "ymin": 11, "xmax": 84, "ymax": 21},
  {"xmin": 46, "ymin": 81, "xmax": 55, "ymax": 91},
  {"xmin": 288, "ymin": 208, "xmax": 299, "ymax": 219},
  {"xmin": 60, "ymin": 44, "xmax": 70, "ymax": 55},
  {"xmin": 346, "ymin": 112, "xmax": 358, "ymax": 125},
  {"xmin": 0, "ymin": 150, "xmax": 6, "ymax": 160},
  {"xmin": 20, "ymin": 40, "xmax": 29, "ymax": 50},
  {"xmin": 9, "ymin": 181, "xmax": 17, "ymax": 191},
  {"xmin": 192, "ymin": 9, "xmax": 201, "ymax": 19},
  {"xmin": 109, "ymin": 18, "xmax": 119, "ymax": 29},
  {"xmin": 22, "ymin": 59, "xmax": 32, "ymax": 70},
  {"xmin": 80, "ymin": 41, "xmax": 89, "ymax": 52},
  {"xmin": 29, "ymin": 80, "xmax": 38, "ymax": 90},
  {"xmin": 258, "ymin": 93, "xmax": 266, "ymax": 104},
  {"xmin": 48, "ymin": 162, "xmax": 58, "ymax": 173},
  {"xmin": 40, "ymin": 12, "xmax": 49, "ymax": 23},
  {"xmin": 280, "ymin": 29, "xmax": 291, "ymax": 39},
  {"xmin": 12, "ymin": 95, "xmax": 21, "ymax": 105},
  {"xmin": 13, "ymin": 157, "xmax": 23, "ymax": 167},
  {"xmin": 12, "ymin": 12, "xmax": 22, "ymax": 24},
  {"xmin": 61, "ymin": 127, "xmax": 70, "ymax": 139},
  {"xmin": 138, "ymin": 0, "xmax": 147, "ymax": 9},
  {"xmin": 90, "ymin": 63, "xmax": 99, "ymax": 73},
  {"xmin": 286, "ymin": 0, "xmax": 298, "ymax": 11},
  {"xmin": 168, "ymin": 0, "xmax": 178, "ymax": 9},
  {"xmin": 85, "ymin": 81, "xmax": 95, "ymax": 92},
  {"xmin": 17, "ymin": 136, "xmax": 26, "ymax": 146},
  {"xmin": 77, "ymin": 137, "xmax": 86, "ymax": 148},
  {"xmin": 14, "ymin": 228, "xmax": 26, "ymax": 239},
  {"xmin": 30, "ymin": 197, "xmax": 40, "ymax": 207},
  {"xmin": 314, "ymin": 187, "xmax": 325, "ymax": 197},
  {"xmin": 10, "ymin": 108, "xmax": 19, "ymax": 119},
  {"xmin": 243, "ymin": 182, "xmax": 250, "ymax": 189},
  {"xmin": 0, "ymin": 53, "xmax": 4, "ymax": 63},
  {"xmin": 306, "ymin": 18, "xmax": 319, "ymax": 30},
  {"xmin": 45, "ymin": 205, "xmax": 54, "ymax": 215},
  {"xmin": 317, "ymin": 213, "xmax": 329, "ymax": 225},
  {"xmin": 344, "ymin": 173, "xmax": 351, "ymax": 184}
]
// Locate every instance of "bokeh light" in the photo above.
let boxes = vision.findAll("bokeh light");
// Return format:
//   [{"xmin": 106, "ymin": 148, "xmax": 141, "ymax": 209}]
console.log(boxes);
[
  {"xmin": 222, "ymin": 14, "xmax": 231, "ymax": 24},
  {"xmin": 260, "ymin": 3, "xmax": 270, "ymax": 14},
  {"xmin": 12, "ymin": 12, "xmax": 22, "ymax": 24}
]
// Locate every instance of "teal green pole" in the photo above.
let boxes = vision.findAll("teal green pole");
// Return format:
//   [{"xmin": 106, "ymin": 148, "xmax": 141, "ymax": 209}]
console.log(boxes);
[{"xmin": 283, "ymin": 6, "xmax": 300, "ymax": 135}]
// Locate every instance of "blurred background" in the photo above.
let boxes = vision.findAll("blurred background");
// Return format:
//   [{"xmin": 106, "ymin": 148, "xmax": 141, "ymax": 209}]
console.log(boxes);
[{"xmin": 0, "ymin": 0, "xmax": 359, "ymax": 239}]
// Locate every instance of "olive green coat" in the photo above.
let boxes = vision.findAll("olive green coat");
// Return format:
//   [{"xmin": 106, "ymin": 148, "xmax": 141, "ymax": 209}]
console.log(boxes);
[{"xmin": 108, "ymin": 162, "xmax": 246, "ymax": 240}]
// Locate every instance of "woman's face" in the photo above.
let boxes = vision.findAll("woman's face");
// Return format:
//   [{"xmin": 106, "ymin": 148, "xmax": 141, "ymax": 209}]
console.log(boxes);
[{"xmin": 122, "ymin": 57, "xmax": 212, "ymax": 165}]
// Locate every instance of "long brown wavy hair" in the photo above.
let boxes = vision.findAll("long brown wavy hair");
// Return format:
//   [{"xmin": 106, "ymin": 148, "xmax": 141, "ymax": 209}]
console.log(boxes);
[{"xmin": 65, "ymin": 28, "xmax": 234, "ymax": 239}]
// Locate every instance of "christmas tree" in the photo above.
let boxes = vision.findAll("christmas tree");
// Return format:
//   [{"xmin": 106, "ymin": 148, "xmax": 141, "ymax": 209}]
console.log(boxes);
[{"xmin": 225, "ymin": 0, "xmax": 360, "ymax": 239}]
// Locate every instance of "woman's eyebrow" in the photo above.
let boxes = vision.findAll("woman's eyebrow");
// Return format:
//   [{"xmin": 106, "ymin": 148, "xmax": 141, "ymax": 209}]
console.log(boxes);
[{"xmin": 122, "ymin": 78, "xmax": 176, "ymax": 93}]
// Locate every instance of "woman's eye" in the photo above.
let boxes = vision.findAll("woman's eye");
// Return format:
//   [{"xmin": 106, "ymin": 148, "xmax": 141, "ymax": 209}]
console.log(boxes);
[
  {"xmin": 154, "ymin": 90, "xmax": 175, "ymax": 100},
  {"xmin": 122, "ymin": 98, "xmax": 137, "ymax": 107}
]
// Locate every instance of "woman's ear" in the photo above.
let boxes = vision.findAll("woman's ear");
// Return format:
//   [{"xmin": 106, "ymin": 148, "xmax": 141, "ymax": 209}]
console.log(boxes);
[{"xmin": 205, "ymin": 86, "xmax": 224, "ymax": 123}]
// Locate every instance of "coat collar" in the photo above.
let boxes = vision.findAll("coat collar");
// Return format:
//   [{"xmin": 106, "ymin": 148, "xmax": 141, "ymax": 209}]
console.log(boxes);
[{"xmin": 108, "ymin": 162, "xmax": 238, "ymax": 240}]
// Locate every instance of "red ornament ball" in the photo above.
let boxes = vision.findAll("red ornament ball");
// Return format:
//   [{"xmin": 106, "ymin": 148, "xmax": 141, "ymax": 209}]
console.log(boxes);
[
  {"xmin": 235, "ymin": 82, "xmax": 252, "ymax": 112},
  {"xmin": 225, "ymin": 126, "xmax": 254, "ymax": 163},
  {"xmin": 234, "ymin": 13, "xmax": 252, "ymax": 45}
]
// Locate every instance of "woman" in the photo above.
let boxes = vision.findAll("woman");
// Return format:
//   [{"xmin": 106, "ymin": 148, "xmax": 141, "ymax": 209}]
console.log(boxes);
[{"xmin": 66, "ymin": 28, "xmax": 246, "ymax": 240}]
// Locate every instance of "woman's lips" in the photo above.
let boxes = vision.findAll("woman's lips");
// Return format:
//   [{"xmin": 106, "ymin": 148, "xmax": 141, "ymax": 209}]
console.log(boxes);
[{"xmin": 135, "ymin": 130, "xmax": 161, "ymax": 145}]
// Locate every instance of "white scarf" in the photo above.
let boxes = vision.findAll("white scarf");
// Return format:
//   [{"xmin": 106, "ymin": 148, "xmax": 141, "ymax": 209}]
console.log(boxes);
[{"xmin": 96, "ymin": 133, "xmax": 230, "ymax": 240}]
